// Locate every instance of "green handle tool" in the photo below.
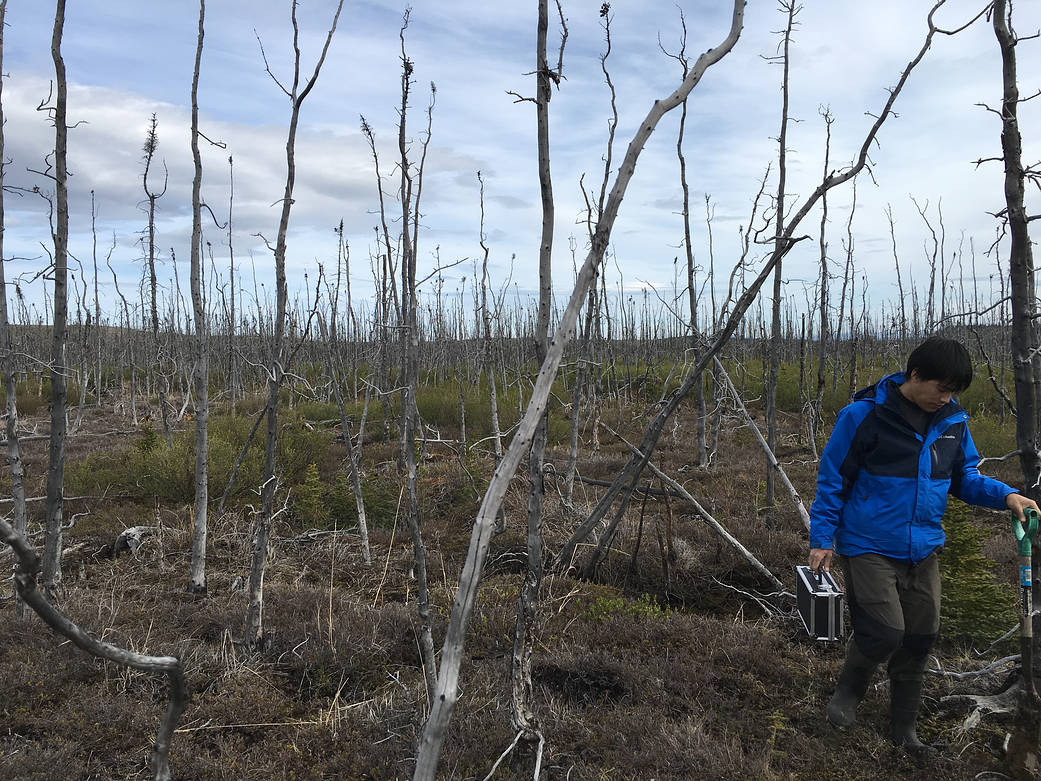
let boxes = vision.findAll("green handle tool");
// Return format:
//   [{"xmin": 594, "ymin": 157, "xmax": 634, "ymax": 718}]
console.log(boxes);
[{"xmin": 1012, "ymin": 507, "xmax": 1039, "ymax": 698}]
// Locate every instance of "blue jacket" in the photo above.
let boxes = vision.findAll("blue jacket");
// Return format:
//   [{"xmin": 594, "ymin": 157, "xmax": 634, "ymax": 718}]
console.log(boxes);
[{"xmin": 809, "ymin": 371, "xmax": 1014, "ymax": 563}]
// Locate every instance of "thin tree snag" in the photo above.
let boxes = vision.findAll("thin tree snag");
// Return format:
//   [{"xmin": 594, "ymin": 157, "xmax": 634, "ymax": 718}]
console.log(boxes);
[
  {"xmin": 0, "ymin": 0, "xmax": 28, "ymax": 618},
  {"xmin": 600, "ymin": 423, "xmax": 785, "ymax": 593},
  {"xmin": 218, "ymin": 404, "xmax": 267, "ymax": 511},
  {"xmin": 992, "ymin": 0, "xmax": 1041, "ymax": 756},
  {"xmin": 549, "ymin": 1, "xmax": 956, "ymax": 576},
  {"xmin": 317, "ymin": 313, "xmax": 371, "ymax": 565},
  {"xmin": 712, "ymin": 356, "xmax": 810, "ymax": 530},
  {"xmin": 42, "ymin": 0, "xmax": 70, "ymax": 597},
  {"xmin": 0, "ymin": 516, "xmax": 186, "ymax": 781},
  {"xmin": 188, "ymin": 0, "xmax": 209, "ymax": 595},
  {"xmin": 765, "ymin": 0, "xmax": 798, "ymax": 525},
  {"xmin": 244, "ymin": 0, "xmax": 345, "ymax": 650},
  {"xmin": 411, "ymin": 4, "xmax": 746, "ymax": 778},
  {"xmin": 512, "ymin": 0, "xmax": 564, "ymax": 743}
]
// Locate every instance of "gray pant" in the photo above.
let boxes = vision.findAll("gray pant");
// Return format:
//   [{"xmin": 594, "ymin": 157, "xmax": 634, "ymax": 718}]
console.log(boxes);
[{"xmin": 840, "ymin": 552, "xmax": 941, "ymax": 663}]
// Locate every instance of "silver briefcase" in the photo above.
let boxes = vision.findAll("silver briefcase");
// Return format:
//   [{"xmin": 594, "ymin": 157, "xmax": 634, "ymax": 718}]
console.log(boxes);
[{"xmin": 796, "ymin": 564, "xmax": 844, "ymax": 641}]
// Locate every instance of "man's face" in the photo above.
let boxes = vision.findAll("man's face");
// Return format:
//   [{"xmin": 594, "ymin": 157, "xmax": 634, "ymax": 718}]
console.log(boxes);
[{"xmin": 900, "ymin": 370, "xmax": 958, "ymax": 413}]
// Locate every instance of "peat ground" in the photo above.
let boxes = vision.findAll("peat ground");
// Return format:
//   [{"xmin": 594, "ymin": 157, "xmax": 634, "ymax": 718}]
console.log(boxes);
[{"xmin": 0, "ymin": 393, "xmax": 1030, "ymax": 780}]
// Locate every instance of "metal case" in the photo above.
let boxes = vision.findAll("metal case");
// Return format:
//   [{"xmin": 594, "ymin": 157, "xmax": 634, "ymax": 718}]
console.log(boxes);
[{"xmin": 796, "ymin": 565, "xmax": 844, "ymax": 641}]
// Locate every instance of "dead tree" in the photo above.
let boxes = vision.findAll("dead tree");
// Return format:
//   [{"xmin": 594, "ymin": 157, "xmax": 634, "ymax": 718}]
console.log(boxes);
[
  {"xmin": 391, "ymin": 12, "xmax": 440, "ymax": 703},
  {"xmin": 41, "ymin": 0, "xmax": 70, "ymax": 597},
  {"xmin": 764, "ymin": 0, "xmax": 798, "ymax": 525},
  {"xmin": 188, "ymin": 0, "xmax": 209, "ymax": 594},
  {"xmin": 0, "ymin": 0, "xmax": 28, "ymax": 617},
  {"xmin": 992, "ymin": 0, "xmax": 1041, "ymax": 758},
  {"xmin": 317, "ymin": 312, "xmax": 371, "ymax": 565},
  {"xmin": 808, "ymin": 107, "xmax": 834, "ymax": 458},
  {"xmin": 141, "ymin": 114, "xmax": 173, "ymax": 446},
  {"xmin": 412, "ymin": 4, "xmax": 746, "ymax": 777},
  {"xmin": 663, "ymin": 10, "xmax": 709, "ymax": 469},
  {"xmin": 511, "ymin": 0, "xmax": 566, "ymax": 746},
  {"xmin": 244, "ymin": 0, "xmax": 344, "ymax": 649}
]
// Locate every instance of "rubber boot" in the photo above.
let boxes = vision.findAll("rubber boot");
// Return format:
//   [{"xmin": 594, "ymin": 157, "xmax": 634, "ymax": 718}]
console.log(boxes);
[
  {"xmin": 888, "ymin": 648, "xmax": 937, "ymax": 755},
  {"xmin": 827, "ymin": 640, "xmax": 877, "ymax": 728}
]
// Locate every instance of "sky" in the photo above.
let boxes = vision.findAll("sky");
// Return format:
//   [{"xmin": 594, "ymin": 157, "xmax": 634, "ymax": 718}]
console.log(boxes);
[{"xmin": 1, "ymin": 0, "xmax": 1038, "ymax": 334}]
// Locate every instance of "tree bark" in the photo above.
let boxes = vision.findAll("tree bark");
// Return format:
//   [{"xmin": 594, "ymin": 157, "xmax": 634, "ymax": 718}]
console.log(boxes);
[
  {"xmin": 992, "ymin": 0, "xmax": 1041, "ymax": 729},
  {"xmin": 0, "ymin": 0, "xmax": 28, "ymax": 617},
  {"xmin": 188, "ymin": 0, "xmax": 209, "ymax": 595},
  {"xmin": 765, "ymin": 1, "xmax": 798, "ymax": 525},
  {"xmin": 41, "ymin": 0, "xmax": 69, "ymax": 597},
  {"xmin": 412, "ymin": 5, "xmax": 745, "ymax": 776},
  {"xmin": 244, "ymin": 0, "xmax": 344, "ymax": 649}
]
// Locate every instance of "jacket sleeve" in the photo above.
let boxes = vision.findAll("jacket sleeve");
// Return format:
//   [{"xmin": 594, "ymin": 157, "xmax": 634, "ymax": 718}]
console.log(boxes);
[
  {"xmin": 950, "ymin": 425, "xmax": 1015, "ymax": 510},
  {"xmin": 809, "ymin": 402, "xmax": 868, "ymax": 550}
]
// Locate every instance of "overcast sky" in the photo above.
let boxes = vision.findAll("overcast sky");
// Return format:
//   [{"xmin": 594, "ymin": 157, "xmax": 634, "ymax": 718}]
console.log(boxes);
[{"xmin": 1, "ymin": 0, "xmax": 1038, "ymax": 331}]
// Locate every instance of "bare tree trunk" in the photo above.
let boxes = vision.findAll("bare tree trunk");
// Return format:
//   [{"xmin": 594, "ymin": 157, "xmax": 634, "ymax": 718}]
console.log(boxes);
[
  {"xmin": 885, "ymin": 204, "xmax": 907, "ymax": 342},
  {"xmin": 188, "ymin": 0, "xmax": 209, "ymax": 595},
  {"xmin": 392, "ymin": 14, "xmax": 439, "ymax": 703},
  {"xmin": 476, "ymin": 172, "xmax": 506, "ymax": 532},
  {"xmin": 141, "ymin": 115, "xmax": 173, "ymax": 447},
  {"xmin": 412, "ymin": 6, "xmax": 746, "ymax": 776},
  {"xmin": 809, "ymin": 109, "xmax": 833, "ymax": 460},
  {"xmin": 512, "ymin": 0, "xmax": 564, "ymax": 743},
  {"xmin": 244, "ymin": 0, "xmax": 344, "ymax": 649},
  {"xmin": 0, "ymin": 0, "xmax": 28, "ymax": 617},
  {"xmin": 227, "ymin": 155, "xmax": 237, "ymax": 413},
  {"xmin": 992, "ymin": 1, "xmax": 1041, "ymax": 741},
  {"xmin": 765, "ymin": 0, "xmax": 798, "ymax": 525},
  {"xmin": 318, "ymin": 314, "xmax": 371, "ymax": 565},
  {"xmin": 666, "ymin": 15, "xmax": 707, "ymax": 468},
  {"xmin": 41, "ymin": 0, "xmax": 69, "ymax": 597}
]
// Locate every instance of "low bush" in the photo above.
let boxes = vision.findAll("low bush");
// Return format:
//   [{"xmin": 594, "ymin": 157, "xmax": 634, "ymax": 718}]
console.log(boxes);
[
  {"xmin": 66, "ymin": 408, "xmax": 334, "ymax": 507},
  {"xmin": 939, "ymin": 499, "xmax": 1017, "ymax": 647}
]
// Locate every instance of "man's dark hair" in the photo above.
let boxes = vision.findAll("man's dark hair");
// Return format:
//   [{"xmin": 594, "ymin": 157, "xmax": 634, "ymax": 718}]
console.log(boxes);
[{"xmin": 906, "ymin": 337, "xmax": 973, "ymax": 392}]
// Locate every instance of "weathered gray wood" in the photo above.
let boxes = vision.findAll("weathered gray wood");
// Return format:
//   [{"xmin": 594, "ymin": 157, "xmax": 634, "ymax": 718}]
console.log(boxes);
[
  {"xmin": 41, "ymin": 0, "xmax": 70, "ymax": 597},
  {"xmin": 412, "ymin": 4, "xmax": 746, "ymax": 776}
]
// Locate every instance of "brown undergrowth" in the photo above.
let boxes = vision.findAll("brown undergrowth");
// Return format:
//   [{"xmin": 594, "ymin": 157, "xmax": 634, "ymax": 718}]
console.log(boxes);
[{"xmin": 0, "ymin": 393, "xmax": 1026, "ymax": 780}]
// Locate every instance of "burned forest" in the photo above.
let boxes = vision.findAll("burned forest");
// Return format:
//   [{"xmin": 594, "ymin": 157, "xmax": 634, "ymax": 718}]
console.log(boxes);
[{"xmin": 0, "ymin": 1, "xmax": 1040, "ymax": 779}]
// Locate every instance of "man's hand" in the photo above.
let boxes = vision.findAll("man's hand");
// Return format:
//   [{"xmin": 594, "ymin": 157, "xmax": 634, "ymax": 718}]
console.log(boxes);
[
  {"xmin": 1006, "ymin": 492, "xmax": 1040, "ymax": 521},
  {"xmin": 809, "ymin": 547, "xmax": 833, "ymax": 573}
]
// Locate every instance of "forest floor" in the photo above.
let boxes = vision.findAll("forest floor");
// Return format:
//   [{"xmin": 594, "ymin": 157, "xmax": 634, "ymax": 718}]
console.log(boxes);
[{"xmin": 0, "ymin": 392, "xmax": 1032, "ymax": 780}]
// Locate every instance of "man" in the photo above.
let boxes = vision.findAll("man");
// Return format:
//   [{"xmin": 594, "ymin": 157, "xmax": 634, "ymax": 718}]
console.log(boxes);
[{"xmin": 808, "ymin": 337, "xmax": 1038, "ymax": 752}]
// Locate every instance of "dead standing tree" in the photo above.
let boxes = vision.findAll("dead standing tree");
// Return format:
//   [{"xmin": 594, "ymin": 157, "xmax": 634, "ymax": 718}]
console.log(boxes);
[
  {"xmin": 141, "ymin": 114, "xmax": 173, "ymax": 447},
  {"xmin": 0, "ymin": 0, "xmax": 28, "ymax": 617},
  {"xmin": 244, "ymin": 0, "xmax": 344, "ymax": 650},
  {"xmin": 41, "ymin": 0, "xmax": 70, "ymax": 597},
  {"xmin": 188, "ymin": 0, "xmax": 209, "ymax": 594},
  {"xmin": 992, "ymin": 0, "xmax": 1041, "ymax": 766},
  {"xmin": 393, "ymin": 13, "xmax": 440, "ymax": 702},
  {"xmin": 764, "ymin": 0, "xmax": 798, "ymax": 526},
  {"xmin": 411, "ymin": 4, "xmax": 746, "ymax": 777},
  {"xmin": 510, "ymin": 0, "xmax": 566, "ymax": 747}
]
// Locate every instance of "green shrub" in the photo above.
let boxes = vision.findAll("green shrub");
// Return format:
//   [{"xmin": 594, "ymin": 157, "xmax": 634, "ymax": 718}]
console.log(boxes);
[
  {"xmin": 291, "ymin": 463, "xmax": 328, "ymax": 528},
  {"xmin": 939, "ymin": 499, "xmax": 1017, "ymax": 646},
  {"xmin": 586, "ymin": 591, "xmax": 670, "ymax": 622},
  {"xmin": 66, "ymin": 408, "xmax": 335, "ymax": 506},
  {"xmin": 327, "ymin": 472, "xmax": 400, "ymax": 530}
]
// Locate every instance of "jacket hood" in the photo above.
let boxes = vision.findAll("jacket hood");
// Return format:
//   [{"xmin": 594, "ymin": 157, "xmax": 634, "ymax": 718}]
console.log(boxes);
[
  {"xmin": 852, "ymin": 371, "xmax": 905, "ymax": 404},
  {"xmin": 852, "ymin": 370, "xmax": 964, "ymax": 420}
]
